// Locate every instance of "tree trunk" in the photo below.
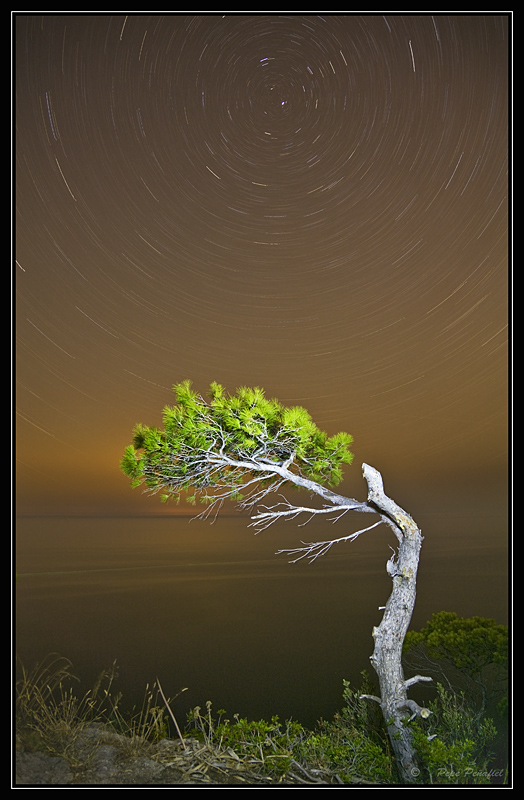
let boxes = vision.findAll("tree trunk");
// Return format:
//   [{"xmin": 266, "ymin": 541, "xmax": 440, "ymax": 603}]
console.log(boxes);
[{"xmin": 360, "ymin": 464, "xmax": 430, "ymax": 784}]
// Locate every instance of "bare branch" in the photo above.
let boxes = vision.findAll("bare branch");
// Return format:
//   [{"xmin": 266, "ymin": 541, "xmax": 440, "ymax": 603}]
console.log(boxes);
[
  {"xmin": 362, "ymin": 462, "xmax": 419, "ymax": 542},
  {"xmin": 360, "ymin": 693, "xmax": 382, "ymax": 705},
  {"xmin": 403, "ymin": 675, "xmax": 433, "ymax": 690},
  {"xmin": 275, "ymin": 520, "xmax": 384, "ymax": 563},
  {"xmin": 249, "ymin": 496, "xmax": 364, "ymax": 531}
]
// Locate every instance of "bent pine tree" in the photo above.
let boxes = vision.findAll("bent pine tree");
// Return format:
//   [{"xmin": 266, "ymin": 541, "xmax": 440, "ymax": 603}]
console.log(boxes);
[{"xmin": 120, "ymin": 381, "xmax": 432, "ymax": 783}]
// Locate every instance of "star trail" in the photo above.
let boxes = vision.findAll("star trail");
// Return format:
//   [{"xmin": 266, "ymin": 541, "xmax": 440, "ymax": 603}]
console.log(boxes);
[{"xmin": 15, "ymin": 14, "xmax": 508, "ymax": 520}]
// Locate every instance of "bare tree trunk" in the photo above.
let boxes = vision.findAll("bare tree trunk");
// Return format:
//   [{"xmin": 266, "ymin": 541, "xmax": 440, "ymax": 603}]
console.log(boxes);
[{"xmin": 360, "ymin": 464, "xmax": 431, "ymax": 784}]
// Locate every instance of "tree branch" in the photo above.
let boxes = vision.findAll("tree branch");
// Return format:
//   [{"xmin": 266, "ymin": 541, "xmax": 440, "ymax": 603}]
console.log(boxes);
[
  {"xmin": 403, "ymin": 675, "xmax": 434, "ymax": 690},
  {"xmin": 362, "ymin": 463, "xmax": 419, "ymax": 542},
  {"xmin": 205, "ymin": 453, "xmax": 366, "ymax": 509},
  {"xmin": 275, "ymin": 520, "xmax": 384, "ymax": 563},
  {"xmin": 249, "ymin": 497, "xmax": 369, "ymax": 531}
]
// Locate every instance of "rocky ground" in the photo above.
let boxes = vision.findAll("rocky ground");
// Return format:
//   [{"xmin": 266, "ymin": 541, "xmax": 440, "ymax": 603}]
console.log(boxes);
[{"xmin": 15, "ymin": 723, "xmax": 343, "ymax": 787}]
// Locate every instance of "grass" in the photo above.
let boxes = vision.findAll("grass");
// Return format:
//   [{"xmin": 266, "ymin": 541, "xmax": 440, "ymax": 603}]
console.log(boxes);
[
  {"xmin": 15, "ymin": 655, "xmax": 509, "ymax": 786},
  {"xmin": 15, "ymin": 654, "xmax": 183, "ymax": 769},
  {"xmin": 14, "ymin": 654, "xmax": 389, "ymax": 784}
]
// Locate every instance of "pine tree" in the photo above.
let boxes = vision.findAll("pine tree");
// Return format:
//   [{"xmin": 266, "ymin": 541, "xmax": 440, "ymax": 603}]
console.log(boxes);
[{"xmin": 121, "ymin": 380, "xmax": 430, "ymax": 783}]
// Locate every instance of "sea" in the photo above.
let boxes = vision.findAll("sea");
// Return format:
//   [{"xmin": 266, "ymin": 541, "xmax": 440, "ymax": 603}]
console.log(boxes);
[{"xmin": 15, "ymin": 512, "xmax": 508, "ymax": 731}]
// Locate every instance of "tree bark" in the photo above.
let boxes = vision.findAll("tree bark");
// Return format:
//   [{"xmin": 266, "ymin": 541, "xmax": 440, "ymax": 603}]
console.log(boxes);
[{"xmin": 360, "ymin": 464, "xmax": 430, "ymax": 784}]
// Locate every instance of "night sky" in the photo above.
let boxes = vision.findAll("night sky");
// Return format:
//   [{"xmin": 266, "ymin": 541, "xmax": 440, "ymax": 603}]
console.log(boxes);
[{"xmin": 15, "ymin": 14, "xmax": 509, "ymax": 529}]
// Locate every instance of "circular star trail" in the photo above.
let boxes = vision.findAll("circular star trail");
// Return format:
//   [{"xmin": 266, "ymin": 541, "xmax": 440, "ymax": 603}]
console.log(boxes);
[{"xmin": 15, "ymin": 14, "xmax": 508, "ymax": 514}]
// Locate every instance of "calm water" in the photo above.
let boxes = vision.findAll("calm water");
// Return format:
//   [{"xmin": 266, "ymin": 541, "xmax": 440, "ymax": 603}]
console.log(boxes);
[{"xmin": 15, "ymin": 513, "xmax": 508, "ymax": 730}]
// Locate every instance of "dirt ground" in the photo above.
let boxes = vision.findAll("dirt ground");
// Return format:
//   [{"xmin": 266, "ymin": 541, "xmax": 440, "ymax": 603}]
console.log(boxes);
[{"xmin": 14, "ymin": 724, "xmax": 343, "ymax": 786}]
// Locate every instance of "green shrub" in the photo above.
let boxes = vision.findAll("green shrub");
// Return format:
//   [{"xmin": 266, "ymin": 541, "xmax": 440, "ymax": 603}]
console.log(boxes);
[{"xmin": 409, "ymin": 683, "xmax": 500, "ymax": 784}]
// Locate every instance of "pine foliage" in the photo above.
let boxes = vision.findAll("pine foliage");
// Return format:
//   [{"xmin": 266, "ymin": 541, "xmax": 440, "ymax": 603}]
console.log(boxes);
[
  {"xmin": 120, "ymin": 380, "xmax": 354, "ymax": 507},
  {"xmin": 403, "ymin": 612, "xmax": 508, "ymax": 677}
]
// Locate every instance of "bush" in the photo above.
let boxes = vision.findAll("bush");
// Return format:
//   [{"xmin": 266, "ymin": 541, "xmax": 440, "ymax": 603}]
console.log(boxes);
[{"xmin": 409, "ymin": 683, "xmax": 500, "ymax": 784}]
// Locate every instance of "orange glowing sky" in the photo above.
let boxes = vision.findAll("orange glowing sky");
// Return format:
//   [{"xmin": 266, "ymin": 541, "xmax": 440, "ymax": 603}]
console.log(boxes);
[{"xmin": 15, "ymin": 14, "xmax": 509, "ymax": 528}]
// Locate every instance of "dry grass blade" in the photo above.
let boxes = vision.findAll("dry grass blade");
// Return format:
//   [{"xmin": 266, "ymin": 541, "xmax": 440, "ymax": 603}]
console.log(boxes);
[{"xmin": 155, "ymin": 678, "xmax": 187, "ymax": 751}]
